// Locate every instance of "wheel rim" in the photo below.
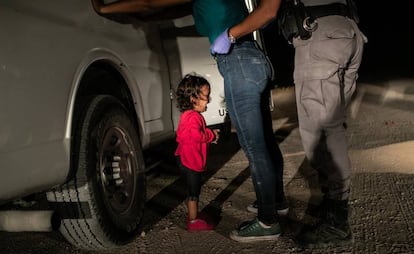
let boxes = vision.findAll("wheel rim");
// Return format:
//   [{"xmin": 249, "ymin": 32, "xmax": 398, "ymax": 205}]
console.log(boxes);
[{"xmin": 99, "ymin": 126, "xmax": 136, "ymax": 215}]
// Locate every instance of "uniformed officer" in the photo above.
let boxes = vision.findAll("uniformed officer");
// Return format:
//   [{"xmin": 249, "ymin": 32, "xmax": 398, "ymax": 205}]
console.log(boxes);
[{"xmin": 278, "ymin": 0, "xmax": 367, "ymax": 248}]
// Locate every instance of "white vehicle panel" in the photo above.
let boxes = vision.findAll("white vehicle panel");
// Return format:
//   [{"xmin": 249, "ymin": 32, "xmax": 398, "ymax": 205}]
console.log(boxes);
[
  {"xmin": 0, "ymin": 1, "xmax": 228, "ymax": 202},
  {"xmin": 162, "ymin": 16, "xmax": 227, "ymax": 129}
]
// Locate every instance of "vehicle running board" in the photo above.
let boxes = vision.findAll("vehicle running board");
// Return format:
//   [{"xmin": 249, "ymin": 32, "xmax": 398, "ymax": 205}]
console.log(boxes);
[{"xmin": 0, "ymin": 210, "xmax": 60, "ymax": 232}]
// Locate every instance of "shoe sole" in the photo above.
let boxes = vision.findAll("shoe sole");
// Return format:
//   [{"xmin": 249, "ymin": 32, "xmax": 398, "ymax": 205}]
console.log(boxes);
[
  {"xmin": 229, "ymin": 230, "xmax": 280, "ymax": 243},
  {"xmin": 277, "ymin": 208, "xmax": 289, "ymax": 216}
]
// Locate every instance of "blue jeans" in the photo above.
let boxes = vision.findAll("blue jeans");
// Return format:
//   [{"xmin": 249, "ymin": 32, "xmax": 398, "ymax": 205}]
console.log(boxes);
[{"xmin": 216, "ymin": 41, "xmax": 282, "ymax": 224}]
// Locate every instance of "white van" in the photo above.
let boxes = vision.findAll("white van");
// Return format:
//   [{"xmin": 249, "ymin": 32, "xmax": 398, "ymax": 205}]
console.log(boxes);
[{"xmin": 0, "ymin": 1, "xmax": 230, "ymax": 250}]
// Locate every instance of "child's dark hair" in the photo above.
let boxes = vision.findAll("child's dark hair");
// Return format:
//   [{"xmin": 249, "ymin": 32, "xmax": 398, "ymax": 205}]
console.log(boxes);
[{"xmin": 176, "ymin": 74, "xmax": 210, "ymax": 112}]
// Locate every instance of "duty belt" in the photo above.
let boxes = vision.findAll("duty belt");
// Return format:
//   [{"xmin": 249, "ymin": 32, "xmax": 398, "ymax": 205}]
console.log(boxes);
[{"xmin": 305, "ymin": 3, "xmax": 350, "ymax": 21}]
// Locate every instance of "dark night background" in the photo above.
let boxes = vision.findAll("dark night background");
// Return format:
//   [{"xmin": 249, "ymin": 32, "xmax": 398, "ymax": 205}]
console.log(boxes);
[{"xmin": 262, "ymin": 1, "xmax": 414, "ymax": 86}]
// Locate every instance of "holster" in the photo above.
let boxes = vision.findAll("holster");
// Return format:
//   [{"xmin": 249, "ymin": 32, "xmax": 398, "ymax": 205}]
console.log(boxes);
[
  {"xmin": 278, "ymin": 0, "xmax": 359, "ymax": 42},
  {"xmin": 278, "ymin": 0, "xmax": 311, "ymax": 42}
]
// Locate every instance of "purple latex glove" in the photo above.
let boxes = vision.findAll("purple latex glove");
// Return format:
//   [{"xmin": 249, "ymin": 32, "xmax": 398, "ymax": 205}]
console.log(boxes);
[{"xmin": 210, "ymin": 28, "xmax": 233, "ymax": 55}]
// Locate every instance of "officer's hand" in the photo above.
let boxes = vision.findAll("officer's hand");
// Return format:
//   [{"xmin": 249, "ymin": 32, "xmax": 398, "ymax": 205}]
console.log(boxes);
[{"xmin": 210, "ymin": 29, "xmax": 233, "ymax": 55}]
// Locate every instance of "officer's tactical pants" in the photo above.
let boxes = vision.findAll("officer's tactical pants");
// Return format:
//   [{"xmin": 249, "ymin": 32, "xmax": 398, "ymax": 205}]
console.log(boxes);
[{"xmin": 292, "ymin": 15, "xmax": 367, "ymax": 200}]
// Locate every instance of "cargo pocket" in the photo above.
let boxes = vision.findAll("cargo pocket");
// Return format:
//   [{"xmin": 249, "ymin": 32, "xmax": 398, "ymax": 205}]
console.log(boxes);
[
  {"xmin": 310, "ymin": 18, "xmax": 356, "ymax": 67},
  {"xmin": 299, "ymin": 79, "xmax": 326, "ymax": 119}
]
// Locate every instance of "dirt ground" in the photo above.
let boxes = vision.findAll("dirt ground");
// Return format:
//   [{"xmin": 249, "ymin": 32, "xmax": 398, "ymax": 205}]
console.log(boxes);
[{"xmin": 1, "ymin": 83, "xmax": 414, "ymax": 254}]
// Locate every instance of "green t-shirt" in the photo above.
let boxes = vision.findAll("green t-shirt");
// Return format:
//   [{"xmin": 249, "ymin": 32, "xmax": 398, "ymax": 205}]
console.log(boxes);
[{"xmin": 192, "ymin": 0, "xmax": 248, "ymax": 43}]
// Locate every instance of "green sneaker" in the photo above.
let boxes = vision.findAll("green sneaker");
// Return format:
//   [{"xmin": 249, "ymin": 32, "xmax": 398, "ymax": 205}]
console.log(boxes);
[
  {"xmin": 296, "ymin": 222, "xmax": 353, "ymax": 248},
  {"xmin": 229, "ymin": 217, "xmax": 281, "ymax": 243}
]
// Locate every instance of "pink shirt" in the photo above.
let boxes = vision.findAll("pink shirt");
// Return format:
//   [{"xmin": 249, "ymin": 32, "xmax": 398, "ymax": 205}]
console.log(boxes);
[{"xmin": 175, "ymin": 110, "xmax": 215, "ymax": 172}]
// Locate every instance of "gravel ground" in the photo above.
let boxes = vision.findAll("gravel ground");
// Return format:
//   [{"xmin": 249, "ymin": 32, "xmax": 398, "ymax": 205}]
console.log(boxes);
[{"xmin": 1, "ymin": 81, "xmax": 414, "ymax": 254}]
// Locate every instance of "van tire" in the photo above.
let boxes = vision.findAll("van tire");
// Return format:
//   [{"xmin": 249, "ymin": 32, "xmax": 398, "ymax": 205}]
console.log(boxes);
[{"xmin": 47, "ymin": 95, "xmax": 146, "ymax": 250}]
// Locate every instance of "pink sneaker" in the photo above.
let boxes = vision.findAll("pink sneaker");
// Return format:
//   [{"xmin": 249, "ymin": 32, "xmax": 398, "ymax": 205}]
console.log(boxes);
[{"xmin": 187, "ymin": 218, "xmax": 214, "ymax": 232}]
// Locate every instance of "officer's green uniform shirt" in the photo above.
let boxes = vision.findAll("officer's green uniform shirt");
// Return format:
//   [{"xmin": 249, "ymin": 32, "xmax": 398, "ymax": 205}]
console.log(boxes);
[{"xmin": 192, "ymin": 0, "xmax": 249, "ymax": 44}]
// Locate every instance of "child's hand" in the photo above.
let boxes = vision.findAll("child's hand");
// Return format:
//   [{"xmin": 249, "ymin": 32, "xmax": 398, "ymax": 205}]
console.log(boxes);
[{"xmin": 212, "ymin": 129, "xmax": 220, "ymax": 144}]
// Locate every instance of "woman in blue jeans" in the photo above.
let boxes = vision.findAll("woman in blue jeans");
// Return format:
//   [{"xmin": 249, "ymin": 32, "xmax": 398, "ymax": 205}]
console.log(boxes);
[
  {"xmin": 91, "ymin": 0, "xmax": 285, "ymax": 243},
  {"xmin": 214, "ymin": 40, "xmax": 284, "ymax": 241},
  {"xmin": 194, "ymin": 1, "xmax": 288, "ymax": 242}
]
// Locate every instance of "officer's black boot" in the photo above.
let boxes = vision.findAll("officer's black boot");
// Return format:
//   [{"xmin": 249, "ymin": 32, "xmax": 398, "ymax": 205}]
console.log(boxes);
[{"xmin": 296, "ymin": 199, "xmax": 353, "ymax": 248}]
